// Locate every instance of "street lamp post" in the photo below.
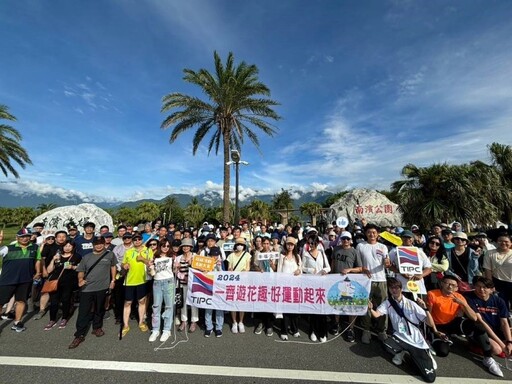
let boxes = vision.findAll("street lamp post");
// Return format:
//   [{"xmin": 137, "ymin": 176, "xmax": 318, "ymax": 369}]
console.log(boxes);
[{"xmin": 227, "ymin": 150, "xmax": 248, "ymax": 226}]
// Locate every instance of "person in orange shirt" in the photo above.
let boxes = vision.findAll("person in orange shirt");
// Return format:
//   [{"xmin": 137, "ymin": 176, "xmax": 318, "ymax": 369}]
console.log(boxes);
[{"xmin": 427, "ymin": 275, "xmax": 503, "ymax": 377}]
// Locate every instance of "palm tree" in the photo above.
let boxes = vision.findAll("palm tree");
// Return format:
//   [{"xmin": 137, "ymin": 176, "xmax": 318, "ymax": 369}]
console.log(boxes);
[
  {"xmin": 183, "ymin": 197, "xmax": 206, "ymax": 228},
  {"xmin": 243, "ymin": 200, "xmax": 271, "ymax": 224},
  {"xmin": 159, "ymin": 196, "xmax": 184, "ymax": 225},
  {"xmin": 37, "ymin": 203, "xmax": 58, "ymax": 214},
  {"xmin": 300, "ymin": 202, "xmax": 322, "ymax": 226},
  {"xmin": 161, "ymin": 51, "xmax": 281, "ymax": 223},
  {"xmin": 272, "ymin": 189, "xmax": 295, "ymax": 225},
  {"xmin": 391, "ymin": 162, "xmax": 500, "ymax": 229},
  {"xmin": 136, "ymin": 202, "xmax": 160, "ymax": 222},
  {"xmin": 488, "ymin": 142, "xmax": 512, "ymax": 225},
  {"xmin": 0, "ymin": 105, "xmax": 32, "ymax": 178}
]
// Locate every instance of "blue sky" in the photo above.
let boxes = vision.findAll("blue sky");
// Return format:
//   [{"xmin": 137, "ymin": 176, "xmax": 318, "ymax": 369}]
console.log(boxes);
[{"xmin": 1, "ymin": 0, "xmax": 511, "ymax": 203}]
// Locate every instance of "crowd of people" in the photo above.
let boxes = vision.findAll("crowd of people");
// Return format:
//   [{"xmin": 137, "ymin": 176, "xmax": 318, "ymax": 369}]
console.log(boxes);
[{"xmin": 0, "ymin": 218, "xmax": 511, "ymax": 381}]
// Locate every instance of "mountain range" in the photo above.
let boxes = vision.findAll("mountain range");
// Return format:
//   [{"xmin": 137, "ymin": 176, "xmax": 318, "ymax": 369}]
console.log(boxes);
[{"xmin": 0, "ymin": 187, "xmax": 333, "ymax": 210}]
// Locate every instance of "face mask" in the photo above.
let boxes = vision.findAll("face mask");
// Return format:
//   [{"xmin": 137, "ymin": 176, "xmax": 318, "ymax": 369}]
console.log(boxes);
[{"xmin": 235, "ymin": 245, "xmax": 244, "ymax": 251}]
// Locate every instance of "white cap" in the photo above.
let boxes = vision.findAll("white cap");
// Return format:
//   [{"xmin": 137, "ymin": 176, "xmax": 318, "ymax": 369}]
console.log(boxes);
[{"xmin": 340, "ymin": 231, "xmax": 352, "ymax": 239}]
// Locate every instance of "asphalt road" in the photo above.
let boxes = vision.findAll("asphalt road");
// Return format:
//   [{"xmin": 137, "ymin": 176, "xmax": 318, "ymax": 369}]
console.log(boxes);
[{"xmin": 0, "ymin": 311, "xmax": 510, "ymax": 384}]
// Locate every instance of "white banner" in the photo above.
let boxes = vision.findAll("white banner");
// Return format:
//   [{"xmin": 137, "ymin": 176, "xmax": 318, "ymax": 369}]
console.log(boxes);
[{"xmin": 186, "ymin": 269, "xmax": 371, "ymax": 315}]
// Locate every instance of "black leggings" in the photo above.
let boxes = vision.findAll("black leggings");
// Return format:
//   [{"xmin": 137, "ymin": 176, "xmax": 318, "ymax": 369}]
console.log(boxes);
[
  {"xmin": 383, "ymin": 335, "xmax": 436, "ymax": 383},
  {"xmin": 49, "ymin": 282, "xmax": 76, "ymax": 321}
]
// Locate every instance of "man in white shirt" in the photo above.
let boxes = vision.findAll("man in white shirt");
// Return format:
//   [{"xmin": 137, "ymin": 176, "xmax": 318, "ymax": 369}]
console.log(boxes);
[
  {"xmin": 369, "ymin": 277, "xmax": 437, "ymax": 383},
  {"xmin": 357, "ymin": 224, "xmax": 390, "ymax": 344}
]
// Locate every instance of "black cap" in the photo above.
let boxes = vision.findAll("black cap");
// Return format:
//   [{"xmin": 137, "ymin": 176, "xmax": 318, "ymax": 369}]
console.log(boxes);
[
  {"xmin": 171, "ymin": 239, "xmax": 181, "ymax": 247},
  {"xmin": 83, "ymin": 221, "xmax": 96, "ymax": 229},
  {"xmin": 92, "ymin": 236, "xmax": 105, "ymax": 244},
  {"xmin": 209, "ymin": 247, "xmax": 221, "ymax": 257},
  {"xmin": 205, "ymin": 234, "xmax": 217, "ymax": 242}
]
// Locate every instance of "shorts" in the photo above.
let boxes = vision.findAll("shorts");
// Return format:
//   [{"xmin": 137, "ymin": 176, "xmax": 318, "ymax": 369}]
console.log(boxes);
[
  {"xmin": 0, "ymin": 282, "xmax": 32, "ymax": 305},
  {"xmin": 124, "ymin": 283, "xmax": 147, "ymax": 302}
]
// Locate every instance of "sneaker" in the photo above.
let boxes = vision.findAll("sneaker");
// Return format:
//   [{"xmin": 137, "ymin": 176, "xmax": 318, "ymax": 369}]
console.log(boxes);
[
  {"xmin": 361, "ymin": 330, "xmax": 371, "ymax": 344},
  {"xmin": 310, "ymin": 332, "xmax": 317, "ymax": 342},
  {"xmin": 292, "ymin": 331, "xmax": 301, "ymax": 338},
  {"xmin": 149, "ymin": 331, "xmax": 160, "ymax": 342},
  {"xmin": 215, "ymin": 329, "xmax": 223, "ymax": 338},
  {"xmin": 59, "ymin": 319, "xmax": 68, "ymax": 329},
  {"xmin": 204, "ymin": 329, "xmax": 213, "ymax": 338},
  {"xmin": 392, "ymin": 351, "xmax": 405, "ymax": 366},
  {"xmin": 33, "ymin": 311, "xmax": 46, "ymax": 320},
  {"xmin": 238, "ymin": 322, "xmax": 245, "ymax": 333},
  {"xmin": 121, "ymin": 326, "xmax": 130, "ymax": 337},
  {"xmin": 44, "ymin": 321, "xmax": 56, "ymax": 331},
  {"xmin": 281, "ymin": 334, "xmax": 288, "ymax": 341},
  {"xmin": 330, "ymin": 322, "xmax": 340, "ymax": 335},
  {"xmin": 482, "ymin": 357, "xmax": 503, "ymax": 377},
  {"xmin": 11, "ymin": 322, "xmax": 26, "ymax": 333},
  {"xmin": 231, "ymin": 323, "xmax": 239, "ymax": 334},
  {"xmin": 68, "ymin": 336, "xmax": 85, "ymax": 349},
  {"xmin": 378, "ymin": 331, "xmax": 388, "ymax": 342},
  {"xmin": 139, "ymin": 323, "xmax": 149, "ymax": 332},
  {"xmin": 319, "ymin": 336, "xmax": 327, "ymax": 343},
  {"xmin": 1, "ymin": 312, "xmax": 15, "ymax": 320},
  {"xmin": 160, "ymin": 330, "xmax": 171, "ymax": 342},
  {"xmin": 254, "ymin": 323, "xmax": 263, "ymax": 335},
  {"xmin": 92, "ymin": 328, "xmax": 105, "ymax": 337},
  {"xmin": 266, "ymin": 328, "xmax": 274, "ymax": 337},
  {"xmin": 103, "ymin": 310, "xmax": 111, "ymax": 320},
  {"xmin": 345, "ymin": 328, "xmax": 355, "ymax": 343}
]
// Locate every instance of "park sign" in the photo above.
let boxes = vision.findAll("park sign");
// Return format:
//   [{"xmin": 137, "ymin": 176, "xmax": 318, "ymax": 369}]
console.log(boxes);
[
  {"xmin": 328, "ymin": 188, "xmax": 402, "ymax": 227},
  {"xmin": 28, "ymin": 203, "xmax": 113, "ymax": 232}
]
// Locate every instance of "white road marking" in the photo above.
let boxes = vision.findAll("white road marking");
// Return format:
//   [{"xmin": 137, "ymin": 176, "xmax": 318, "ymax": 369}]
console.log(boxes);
[{"xmin": 0, "ymin": 356, "xmax": 505, "ymax": 383}]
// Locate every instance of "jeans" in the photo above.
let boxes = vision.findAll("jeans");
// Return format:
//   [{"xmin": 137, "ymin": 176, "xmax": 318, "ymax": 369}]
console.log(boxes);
[
  {"xmin": 205, "ymin": 309, "xmax": 224, "ymax": 331},
  {"xmin": 152, "ymin": 279, "xmax": 174, "ymax": 332},
  {"xmin": 181, "ymin": 284, "xmax": 199, "ymax": 323}
]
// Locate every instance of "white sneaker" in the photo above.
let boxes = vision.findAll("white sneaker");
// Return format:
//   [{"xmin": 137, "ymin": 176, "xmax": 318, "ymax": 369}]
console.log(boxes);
[
  {"xmin": 231, "ymin": 323, "xmax": 238, "ymax": 334},
  {"xmin": 483, "ymin": 357, "xmax": 503, "ymax": 377},
  {"xmin": 293, "ymin": 331, "xmax": 300, "ymax": 338},
  {"xmin": 149, "ymin": 331, "xmax": 160, "ymax": 342},
  {"xmin": 319, "ymin": 336, "xmax": 327, "ymax": 343},
  {"xmin": 310, "ymin": 332, "xmax": 317, "ymax": 342},
  {"xmin": 238, "ymin": 323, "xmax": 245, "ymax": 333},
  {"xmin": 392, "ymin": 351, "xmax": 405, "ymax": 366},
  {"xmin": 160, "ymin": 331, "xmax": 171, "ymax": 342},
  {"xmin": 280, "ymin": 334, "xmax": 288, "ymax": 341}
]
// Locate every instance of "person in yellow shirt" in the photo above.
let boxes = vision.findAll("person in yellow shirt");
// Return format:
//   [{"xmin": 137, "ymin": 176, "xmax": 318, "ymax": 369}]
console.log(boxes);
[{"xmin": 121, "ymin": 233, "xmax": 153, "ymax": 337}]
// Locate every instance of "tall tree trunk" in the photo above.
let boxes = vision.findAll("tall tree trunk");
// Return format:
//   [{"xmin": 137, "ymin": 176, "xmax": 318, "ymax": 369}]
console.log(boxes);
[{"xmin": 222, "ymin": 129, "xmax": 231, "ymax": 224}]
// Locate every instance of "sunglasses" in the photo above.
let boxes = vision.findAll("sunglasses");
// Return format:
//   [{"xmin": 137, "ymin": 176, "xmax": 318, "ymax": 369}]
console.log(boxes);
[
  {"xmin": 149, "ymin": 243, "xmax": 158, "ymax": 246},
  {"xmin": 161, "ymin": 244, "xmax": 170, "ymax": 248},
  {"xmin": 429, "ymin": 242, "xmax": 441, "ymax": 246},
  {"xmin": 133, "ymin": 238, "xmax": 143, "ymax": 241},
  {"xmin": 340, "ymin": 237, "xmax": 351, "ymax": 241}
]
